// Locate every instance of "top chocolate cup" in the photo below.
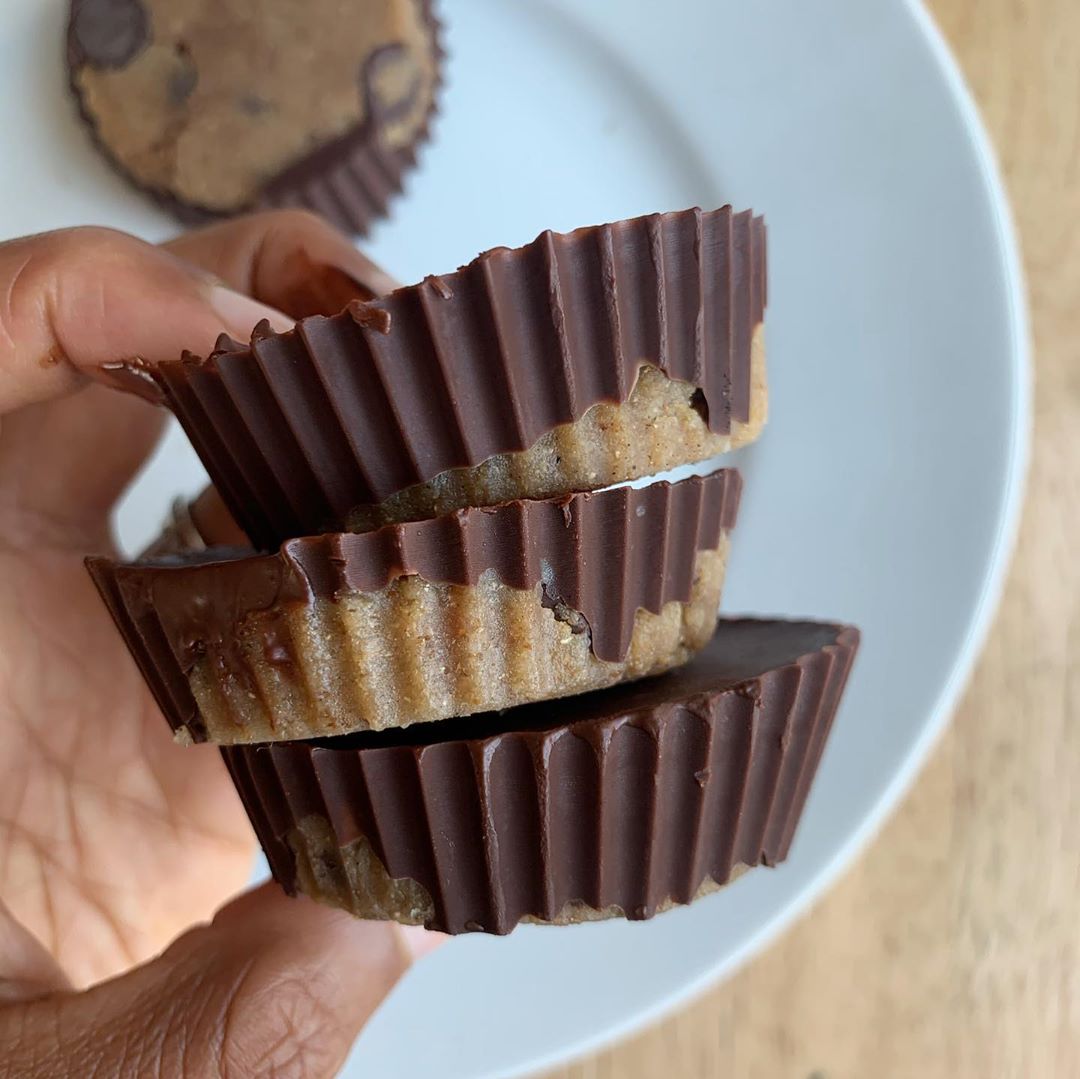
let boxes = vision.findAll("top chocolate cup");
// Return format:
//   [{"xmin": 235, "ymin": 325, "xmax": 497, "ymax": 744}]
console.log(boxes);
[
  {"xmin": 67, "ymin": 0, "xmax": 443, "ymax": 234},
  {"xmin": 136, "ymin": 206, "xmax": 767, "ymax": 550}
]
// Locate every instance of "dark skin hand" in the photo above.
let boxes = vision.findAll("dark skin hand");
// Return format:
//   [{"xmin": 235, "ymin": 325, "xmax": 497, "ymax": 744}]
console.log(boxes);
[{"xmin": 0, "ymin": 210, "xmax": 439, "ymax": 1078}]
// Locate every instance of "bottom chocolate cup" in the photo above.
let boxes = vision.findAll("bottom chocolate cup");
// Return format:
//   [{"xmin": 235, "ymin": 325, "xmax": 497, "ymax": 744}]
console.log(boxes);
[{"xmin": 222, "ymin": 617, "xmax": 859, "ymax": 934}]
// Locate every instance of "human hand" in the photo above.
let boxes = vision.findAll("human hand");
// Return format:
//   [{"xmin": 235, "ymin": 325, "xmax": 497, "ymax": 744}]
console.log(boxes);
[{"xmin": 0, "ymin": 210, "xmax": 438, "ymax": 1077}]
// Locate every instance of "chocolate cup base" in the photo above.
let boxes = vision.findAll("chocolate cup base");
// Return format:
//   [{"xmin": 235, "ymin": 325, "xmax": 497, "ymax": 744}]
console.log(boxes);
[
  {"xmin": 288, "ymin": 816, "xmax": 744, "ymax": 927},
  {"xmin": 221, "ymin": 617, "xmax": 859, "ymax": 934}
]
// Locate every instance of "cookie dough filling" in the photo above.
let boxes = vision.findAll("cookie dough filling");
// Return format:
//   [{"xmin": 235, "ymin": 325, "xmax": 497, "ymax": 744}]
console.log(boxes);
[
  {"xmin": 89, "ymin": 471, "xmax": 741, "ymax": 743},
  {"xmin": 185, "ymin": 545, "xmax": 727, "ymax": 743}
]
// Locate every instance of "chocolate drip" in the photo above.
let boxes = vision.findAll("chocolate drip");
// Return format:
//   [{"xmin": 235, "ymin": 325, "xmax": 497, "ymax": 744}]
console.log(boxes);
[{"xmin": 87, "ymin": 470, "xmax": 741, "ymax": 740}]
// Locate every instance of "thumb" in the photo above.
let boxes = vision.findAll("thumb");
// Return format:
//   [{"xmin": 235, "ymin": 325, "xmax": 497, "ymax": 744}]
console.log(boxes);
[
  {"xmin": 0, "ymin": 884, "xmax": 442, "ymax": 1078},
  {"xmin": 0, "ymin": 226, "xmax": 289, "ymax": 417}
]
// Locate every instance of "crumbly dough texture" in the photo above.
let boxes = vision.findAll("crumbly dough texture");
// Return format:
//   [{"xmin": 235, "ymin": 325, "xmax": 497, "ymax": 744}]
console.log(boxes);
[
  {"xmin": 72, "ymin": 0, "xmax": 436, "ymax": 211},
  {"xmin": 185, "ymin": 543, "xmax": 729, "ymax": 743},
  {"xmin": 346, "ymin": 326, "xmax": 767, "ymax": 531},
  {"xmin": 286, "ymin": 814, "xmax": 747, "ymax": 929},
  {"xmin": 291, "ymin": 817, "xmax": 436, "ymax": 925}
]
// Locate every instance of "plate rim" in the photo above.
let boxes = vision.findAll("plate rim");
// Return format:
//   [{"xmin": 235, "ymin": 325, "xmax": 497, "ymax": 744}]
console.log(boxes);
[{"xmin": 512, "ymin": 1, "xmax": 1032, "ymax": 1074}]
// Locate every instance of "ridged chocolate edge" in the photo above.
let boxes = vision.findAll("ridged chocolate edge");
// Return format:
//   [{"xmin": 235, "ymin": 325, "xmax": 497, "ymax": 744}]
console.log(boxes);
[
  {"xmin": 221, "ymin": 618, "xmax": 860, "ymax": 934},
  {"xmin": 87, "ymin": 470, "xmax": 741, "ymax": 741},
  {"xmin": 66, "ymin": 0, "xmax": 443, "ymax": 236},
  {"xmin": 151, "ymin": 206, "xmax": 767, "ymax": 549}
]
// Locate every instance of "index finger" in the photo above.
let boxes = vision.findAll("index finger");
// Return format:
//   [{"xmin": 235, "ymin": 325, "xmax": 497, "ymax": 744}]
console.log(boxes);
[{"xmin": 164, "ymin": 209, "xmax": 400, "ymax": 320}]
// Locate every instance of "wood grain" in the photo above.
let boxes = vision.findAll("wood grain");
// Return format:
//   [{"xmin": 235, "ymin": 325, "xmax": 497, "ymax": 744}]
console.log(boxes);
[{"xmin": 546, "ymin": 1, "xmax": 1080, "ymax": 1075}]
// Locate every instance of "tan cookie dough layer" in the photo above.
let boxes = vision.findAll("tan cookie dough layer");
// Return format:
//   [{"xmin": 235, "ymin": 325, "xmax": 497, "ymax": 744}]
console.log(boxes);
[
  {"xmin": 73, "ymin": 0, "xmax": 436, "ymax": 212},
  {"xmin": 187, "ymin": 543, "xmax": 728, "ymax": 743},
  {"xmin": 348, "ymin": 327, "xmax": 766, "ymax": 531}
]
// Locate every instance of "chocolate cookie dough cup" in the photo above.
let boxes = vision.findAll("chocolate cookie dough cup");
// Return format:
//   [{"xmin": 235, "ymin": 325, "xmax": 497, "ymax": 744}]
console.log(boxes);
[
  {"xmin": 88, "ymin": 471, "xmax": 742, "ymax": 744},
  {"xmin": 220, "ymin": 617, "xmax": 859, "ymax": 934},
  {"xmin": 144, "ymin": 206, "xmax": 767, "ymax": 549},
  {"xmin": 67, "ymin": 0, "xmax": 443, "ymax": 234}
]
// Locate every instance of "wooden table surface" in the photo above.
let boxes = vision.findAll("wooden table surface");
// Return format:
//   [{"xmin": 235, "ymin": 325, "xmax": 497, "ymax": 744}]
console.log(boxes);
[{"xmin": 548, "ymin": 1, "xmax": 1079, "ymax": 1075}]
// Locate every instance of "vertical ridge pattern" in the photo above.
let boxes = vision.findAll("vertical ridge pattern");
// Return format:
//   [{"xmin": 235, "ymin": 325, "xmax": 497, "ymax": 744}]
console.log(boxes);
[
  {"xmin": 86, "ymin": 471, "xmax": 743, "ymax": 741},
  {"xmin": 220, "ymin": 619, "xmax": 860, "ymax": 933},
  {"xmin": 731, "ymin": 209, "xmax": 755, "ymax": 422},
  {"xmin": 149, "ymin": 206, "xmax": 767, "ymax": 549}
]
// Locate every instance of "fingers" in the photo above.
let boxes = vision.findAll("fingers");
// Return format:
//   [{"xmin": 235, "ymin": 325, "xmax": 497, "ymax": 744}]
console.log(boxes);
[
  {"xmin": 1, "ymin": 883, "xmax": 444, "ymax": 1079},
  {"xmin": 0, "ymin": 208, "xmax": 389, "ymax": 547},
  {"xmin": 0, "ymin": 226, "xmax": 288, "ymax": 418},
  {"xmin": 0, "ymin": 209, "xmax": 394, "ymax": 418},
  {"xmin": 165, "ymin": 208, "xmax": 401, "ymax": 319}
]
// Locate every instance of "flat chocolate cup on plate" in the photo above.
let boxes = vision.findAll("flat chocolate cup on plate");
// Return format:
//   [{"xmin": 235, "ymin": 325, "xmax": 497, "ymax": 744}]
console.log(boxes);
[
  {"xmin": 89, "ymin": 470, "xmax": 742, "ymax": 744},
  {"xmin": 221, "ymin": 617, "xmax": 860, "ymax": 934},
  {"xmin": 67, "ymin": 0, "xmax": 443, "ymax": 234},
  {"xmin": 133, "ymin": 206, "xmax": 766, "ymax": 549}
]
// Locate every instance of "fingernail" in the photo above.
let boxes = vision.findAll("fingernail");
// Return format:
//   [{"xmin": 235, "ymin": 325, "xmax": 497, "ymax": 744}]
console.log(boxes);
[
  {"xmin": 396, "ymin": 924, "xmax": 446, "ymax": 963},
  {"xmin": 208, "ymin": 284, "xmax": 293, "ymax": 341}
]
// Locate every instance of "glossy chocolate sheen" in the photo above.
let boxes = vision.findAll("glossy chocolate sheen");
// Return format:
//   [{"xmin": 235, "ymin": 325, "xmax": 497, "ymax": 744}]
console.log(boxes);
[
  {"xmin": 221, "ymin": 617, "xmax": 860, "ymax": 934},
  {"xmin": 87, "ymin": 470, "xmax": 741, "ymax": 740},
  {"xmin": 146, "ymin": 206, "xmax": 766, "ymax": 549},
  {"xmin": 67, "ymin": 0, "xmax": 443, "ymax": 235}
]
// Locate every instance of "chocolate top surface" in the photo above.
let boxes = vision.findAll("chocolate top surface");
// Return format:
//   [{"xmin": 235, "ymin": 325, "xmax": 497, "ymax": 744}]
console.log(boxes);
[
  {"xmin": 143, "ymin": 206, "xmax": 765, "ymax": 548},
  {"xmin": 310, "ymin": 617, "xmax": 859, "ymax": 751}
]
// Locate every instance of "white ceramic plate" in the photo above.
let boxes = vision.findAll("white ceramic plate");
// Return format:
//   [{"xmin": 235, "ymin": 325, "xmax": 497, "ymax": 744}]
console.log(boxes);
[{"xmin": 0, "ymin": 1, "xmax": 1028, "ymax": 1076}]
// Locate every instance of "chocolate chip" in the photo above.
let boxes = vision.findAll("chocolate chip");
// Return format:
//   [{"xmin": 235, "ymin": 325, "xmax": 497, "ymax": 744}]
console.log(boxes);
[
  {"xmin": 689, "ymin": 387, "xmax": 710, "ymax": 426},
  {"xmin": 166, "ymin": 46, "xmax": 197, "ymax": 106},
  {"xmin": 70, "ymin": 0, "xmax": 150, "ymax": 69},
  {"xmin": 238, "ymin": 94, "xmax": 272, "ymax": 117},
  {"xmin": 361, "ymin": 42, "xmax": 422, "ymax": 124}
]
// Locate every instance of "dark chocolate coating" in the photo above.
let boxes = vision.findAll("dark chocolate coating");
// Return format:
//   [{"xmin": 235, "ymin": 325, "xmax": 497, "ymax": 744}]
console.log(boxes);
[
  {"xmin": 86, "ymin": 470, "xmax": 741, "ymax": 741},
  {"xmin": 222, "ymin": 617, "xmax": 860, "ymax": 934},
  {"xmin": 146, "ymin": 206, "xmax": 766, "ymax": 550}
]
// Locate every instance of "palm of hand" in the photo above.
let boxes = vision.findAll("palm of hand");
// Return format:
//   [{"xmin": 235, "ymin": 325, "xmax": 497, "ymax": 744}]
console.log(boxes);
[
  {"xmin": 0, "ymin": 216, "xmax": 438, "ymax": 1075},
  {"xmin": 0, "ymin": 422, "xmax": 252, "ymax": 989}
]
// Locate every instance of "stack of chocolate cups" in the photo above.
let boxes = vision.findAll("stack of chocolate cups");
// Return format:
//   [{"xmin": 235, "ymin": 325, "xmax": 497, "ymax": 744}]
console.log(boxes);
[{"xmin": 88, "ymin": 208, "xmax": 859, "ymax": 934}]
